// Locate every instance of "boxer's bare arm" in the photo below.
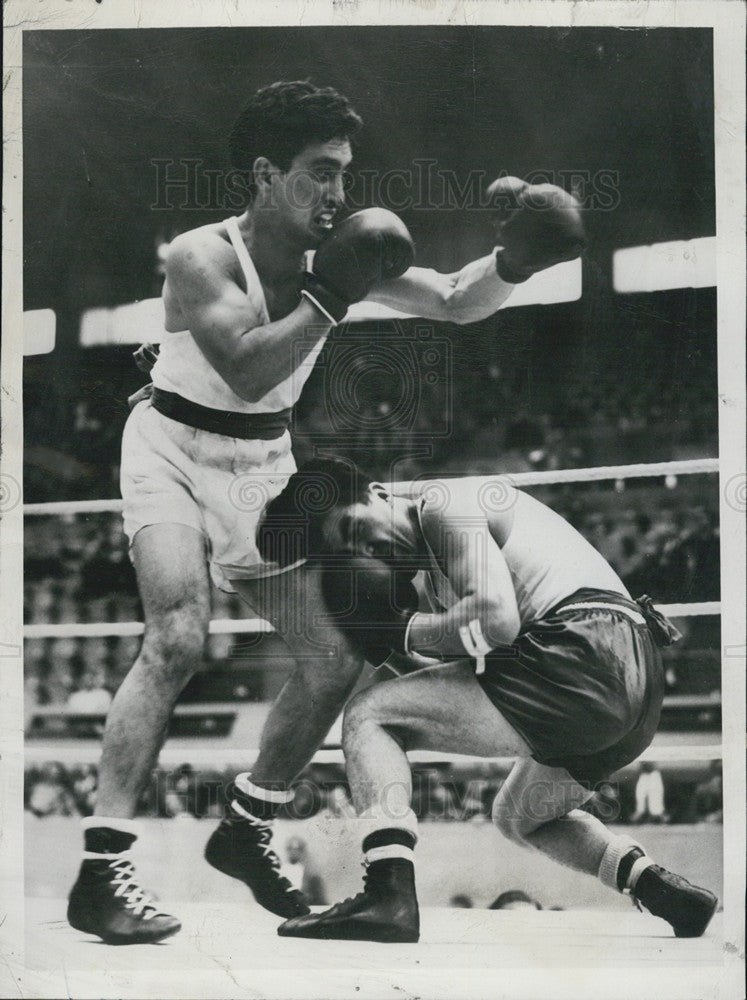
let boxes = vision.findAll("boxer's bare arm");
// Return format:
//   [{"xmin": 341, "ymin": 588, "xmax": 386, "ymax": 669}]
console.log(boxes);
[
  {"xmin": 364, "ymin": 254, "xmax": 514, "ymax": 325},
  {"xmin": 406, "ymin": 498, "xmax": 520, "ymax": 656},
  {"xmin": 166, "ymin": 232, "xmax": 332, "ymax": 402}
]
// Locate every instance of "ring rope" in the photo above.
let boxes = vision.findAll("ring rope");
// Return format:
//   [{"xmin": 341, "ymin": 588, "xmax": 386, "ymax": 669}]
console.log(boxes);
[
  {"xmin": 22, "ymin": 457, "xmax": 719, "ymax": 517},
  {"xmin": 22, "ymin": 743, "xmax": 722, "ymax": 766},
  {"xmin": 23, "ymin": 601, "xmax": 720, "ymax": 641}
]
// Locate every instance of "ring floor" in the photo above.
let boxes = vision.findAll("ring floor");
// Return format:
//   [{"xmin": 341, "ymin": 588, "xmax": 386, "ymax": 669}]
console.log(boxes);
[{"xmin": 13, "ymin": 900, "xmax": 726, "ymax": 1000}]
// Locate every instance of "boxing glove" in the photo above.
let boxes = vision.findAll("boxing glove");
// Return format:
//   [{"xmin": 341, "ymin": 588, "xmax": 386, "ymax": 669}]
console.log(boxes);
[
  {"xmin": 321, "ymin": 555, "xmax": 419, "ymax": 667},
  {"xmin": 302, "ymin": 208, "xmax": 415, "ymax": 323},
  {"xmin": 488, "ymin": 176, "xmax": 586, "ymax": 283}
]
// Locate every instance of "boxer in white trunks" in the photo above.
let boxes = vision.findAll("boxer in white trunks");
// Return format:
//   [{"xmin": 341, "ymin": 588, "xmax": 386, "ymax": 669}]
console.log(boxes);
[{"xmin": 67, "ymin": 80, "xmax": 585, "ymax": 944}]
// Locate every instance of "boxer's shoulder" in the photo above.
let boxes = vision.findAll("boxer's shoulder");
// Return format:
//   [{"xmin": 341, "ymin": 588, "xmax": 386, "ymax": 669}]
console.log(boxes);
[
  {"xmin": 168, "ymin": 221, "xmax": 235, "ymax": 259},
  {"xmin": 165, "ymin": 222, "xmax": 241, "ymax": 285}
]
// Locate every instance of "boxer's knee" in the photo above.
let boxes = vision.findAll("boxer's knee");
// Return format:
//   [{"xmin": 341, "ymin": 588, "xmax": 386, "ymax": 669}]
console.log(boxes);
[
  {"xmin": 287, "ymin": 633, "xmax": 364, "ymax": 692},
  {"xmin": 138, "ymin": 603, "xmax": 208, "ymax": 686},
  {"xmin": 491, "ymin": 789, "xmax": 540, "ymax": 844},
  {"xmin": 342, "ymin": 686, "xmax": 414, "ymax": 752}
]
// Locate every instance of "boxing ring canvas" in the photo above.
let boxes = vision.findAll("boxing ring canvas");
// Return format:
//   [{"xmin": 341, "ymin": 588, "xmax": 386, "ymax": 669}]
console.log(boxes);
[{"xmin": 2, "ymin": 3, "xmax": 745, "ymax": 1000}]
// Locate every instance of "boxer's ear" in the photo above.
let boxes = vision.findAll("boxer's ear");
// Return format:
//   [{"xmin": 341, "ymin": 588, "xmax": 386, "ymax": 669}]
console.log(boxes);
[
  {"xmin": 369, "ymin": 482, "xmax": 390, "ymax": 502},
  {"xmin": 252, "ymin": 156, "xmax": 278, "ymax": 191}
]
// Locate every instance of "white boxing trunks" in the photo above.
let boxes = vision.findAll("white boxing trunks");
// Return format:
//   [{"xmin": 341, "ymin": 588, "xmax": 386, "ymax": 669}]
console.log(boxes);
[{"xmin": 120, "ymin": 399, "xmax": 299, "ymax": 591}]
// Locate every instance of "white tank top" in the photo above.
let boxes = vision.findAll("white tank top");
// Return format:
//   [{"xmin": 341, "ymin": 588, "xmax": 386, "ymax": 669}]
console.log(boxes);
[
  {"xmin": 151, "ymin": 217, "xmax": 327, "ymax": 413},
  {"xmin": 418, "ymin": 488, "xmax": 628, "ymax": 626}
]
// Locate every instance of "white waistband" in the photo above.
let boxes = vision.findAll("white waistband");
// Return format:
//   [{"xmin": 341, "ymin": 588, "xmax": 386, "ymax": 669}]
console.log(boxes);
[{"xmin": 558, "ymin": 601, "xmax": 646, "ymax": 627}]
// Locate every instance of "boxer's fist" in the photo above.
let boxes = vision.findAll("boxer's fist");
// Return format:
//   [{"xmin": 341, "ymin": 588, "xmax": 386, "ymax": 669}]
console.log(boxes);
[
  {"xmin": 133, "ymin": 342, "xmax": 159, "ymax": 375},
  {"xmin": 321, "ymin": 555, "xmax": 419, "ymax": 667},
  {"xmin": 303, "ymin": 209, "xmax": 415, "ymax": 322},
  {"xmin": 488, "ymin": 177, "xmax": 585, "ymax": 283},
  {"xmin": 127, "ymin": 383, "xmax": 153, "ymax": 410}
]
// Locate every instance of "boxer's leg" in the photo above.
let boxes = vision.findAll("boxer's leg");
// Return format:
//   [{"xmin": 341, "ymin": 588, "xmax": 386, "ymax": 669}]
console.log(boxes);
[
  {"xmin": 342, "ymin": 659, "xmax": 530, "ymax": 819},
  {"xmin": 236, "ymin": 562, "xmax": 364, "ymax": 786},
  {"xmin": 491, "ymin": 758, "xmax": 613, "ymax": 874},
  {"xmin": 204, "ymin": 563, "xmax": 363, "ymax": 919},
  {"xmin": 279, "ymin": 660, "xmax": 530, "ymax": 941},
  {"xmin": 68, "ymin": 522, "xmax": 210, "ymax": 944},
  {"xmin": 96, "ymin": 524, "xmax": 210, "ymax": 815},
  {"xmin": 492, "ymin": 758, "xmax": 717, "ymax": 936}
]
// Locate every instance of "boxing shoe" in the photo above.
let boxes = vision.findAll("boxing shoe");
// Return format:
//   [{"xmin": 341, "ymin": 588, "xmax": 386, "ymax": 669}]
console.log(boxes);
[
  {"xmin": 632, "ymin": 864, "xmax": 718, "ymax": 937},
  {"xmin": 67, "ymin": 854, "xmax": 181, "ymax": 945},
  {"xmin": 205, "ymin": 807, "xmax": 309, "ymax": 919},
  {"xmin": 278, "ymin": 858, "xmax": 420, "ymax": 942}
]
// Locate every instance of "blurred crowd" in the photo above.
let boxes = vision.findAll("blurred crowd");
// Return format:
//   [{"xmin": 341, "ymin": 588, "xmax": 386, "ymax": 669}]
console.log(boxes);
[
  {"xmin": 25, "ymin": 760, "xmax": 723, "ymax": 826},
  {"xmin": 24, "ymin": 291, "xmax": 718, "ymax": 506},
  {"xmin": 568, "ymin": 499, "xmax": 720, "ymax": 605}
]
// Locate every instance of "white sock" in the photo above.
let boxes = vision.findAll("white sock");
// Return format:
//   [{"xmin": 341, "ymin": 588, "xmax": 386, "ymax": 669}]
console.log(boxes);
[
  {"xmin": 234, "ymin": 772, "xmax": 294, "ymax": 804},
  {"xmin": 597, "ymin": 836, "xmax": 648, "ymax": 892},
  {"xmin": 364, "ymin": 843, "xmax": 416, "ymax": 865}
]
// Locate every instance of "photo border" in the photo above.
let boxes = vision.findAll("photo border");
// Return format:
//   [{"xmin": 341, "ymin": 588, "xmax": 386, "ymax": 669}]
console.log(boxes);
[{"xmin": 2, "ymin": 2, "xmax": 744, "ymax": 998}]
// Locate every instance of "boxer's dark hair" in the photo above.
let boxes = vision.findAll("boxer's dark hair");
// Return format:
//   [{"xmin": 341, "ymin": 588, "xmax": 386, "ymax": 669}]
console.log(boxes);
[
  {"xmin": 257, "ymin": 457, "xmax": 371, "ymax": 566},
  {"xmin": 230, "ymin": 81, "xmax": 363, "ymax": 198}
]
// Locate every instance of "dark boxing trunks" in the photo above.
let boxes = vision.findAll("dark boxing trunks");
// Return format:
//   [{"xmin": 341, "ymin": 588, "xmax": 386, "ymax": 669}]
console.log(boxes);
[{"xmin": 477, "ymin": 588, "xmax": 676, "ymax": 785}]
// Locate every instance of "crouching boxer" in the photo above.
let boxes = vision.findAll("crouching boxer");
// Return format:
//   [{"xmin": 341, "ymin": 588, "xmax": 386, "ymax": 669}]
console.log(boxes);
[{"xmin": 255, "ymin": 458, "xmax": 718, "ymax": 943}]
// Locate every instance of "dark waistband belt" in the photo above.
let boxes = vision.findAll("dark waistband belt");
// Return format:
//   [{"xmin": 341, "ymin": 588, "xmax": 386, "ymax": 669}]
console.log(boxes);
[{"xmin": 151, "ymin": 388, "xmax": 292, "ymax": 440}]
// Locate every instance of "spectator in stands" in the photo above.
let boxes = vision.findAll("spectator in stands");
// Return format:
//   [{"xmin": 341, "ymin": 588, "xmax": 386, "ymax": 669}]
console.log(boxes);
[
  {"xmin": 692, "ymin": 761, "xmax": 723, "ymax": 823},
  {"xmin": 24, "ymin": 674, "xmax": 49, "ymax": 734},
  {"xmin": 631, "ymin": 761, "xmax": 667, "ymax": 824},
  {"xmin": 323, "ymin": 784, "xmax": 355, "ymax": 819},
  {"xmin": 489, "ymin": 890, "xmax": 542, "ymax": 911},
  {"xmin": 71, "ymin": 764, "xmax": 99, "ymax": 817},
  {"xmin": 280, "ymin": 837, "xmax": 327, "ymax": 906},
  {"xmin": 46, "ymin": 638, "xmax": 79, "ymax": 705},
  {"xmin": 163, "ymin": 764, "xmax": 199, "ymax": 818},
  {"xmin": 66, "ymin": 668, "xmax": 112, "ymax": 716},
  {"xmin": 449, "ymin": 894, "xmax": 474, "ymax": 908},
  {"xmin": 27, "ymin": 761, "xmax": 77, "ymax": 818},
  {"xmin": 79, "ymin": 515, "xmax": 137, "ymax": 603}
]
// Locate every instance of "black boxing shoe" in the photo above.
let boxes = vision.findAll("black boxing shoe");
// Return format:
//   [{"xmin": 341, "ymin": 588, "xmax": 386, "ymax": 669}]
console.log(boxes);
[
  {"xmin": 278, "ymin": 858, "xmax": 420, "ymax": 942},
  {"xmin": 632, "ymin": 865, "xmax": 718, "ymax": 937},
  {"xmin": 204, "ymin": 808, "xmax": 309, "ymax": 919},
  {"xmin": 67, "ymin": 854, "xmax": 181, "ymax": 945}
]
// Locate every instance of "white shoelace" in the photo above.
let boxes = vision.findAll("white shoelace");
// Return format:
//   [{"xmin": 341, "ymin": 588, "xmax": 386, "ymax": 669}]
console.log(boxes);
[
  {"xmin": 230, "ymin": 801, "xmax": 282, "ymax": 872},
  {"xmin": 108, "ymin": 853, "xmax": 159, "ymax": 919}
]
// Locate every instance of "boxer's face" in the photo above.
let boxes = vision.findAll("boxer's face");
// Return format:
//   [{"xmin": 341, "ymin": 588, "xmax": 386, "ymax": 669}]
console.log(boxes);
[
  {"xmin": 323, "ymin": 488, "xmax": 419, "ymax": 570},
  {"xmin": 269, "ymin": 138, "xmax": 352, "ymax": 246}
]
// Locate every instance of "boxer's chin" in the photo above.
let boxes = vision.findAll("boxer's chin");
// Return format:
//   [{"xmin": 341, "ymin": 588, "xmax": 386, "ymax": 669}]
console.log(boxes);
[{"xmin": 310, "ymin": 216, "xmax": 335, "ymax": 241}]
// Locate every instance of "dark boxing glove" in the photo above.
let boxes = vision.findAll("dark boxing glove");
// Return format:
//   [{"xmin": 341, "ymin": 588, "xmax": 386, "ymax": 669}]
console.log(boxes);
[
  {"xmin": 488, "ymin": 176, "xmax": 586, "ymax": 284},
  {"xmin": 321, "ymin": 556, "xmax": 419, "ymax": 667},
  {"xmin": 302, "ymin": 208, "xmax": 415, "ymax": 323}
]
